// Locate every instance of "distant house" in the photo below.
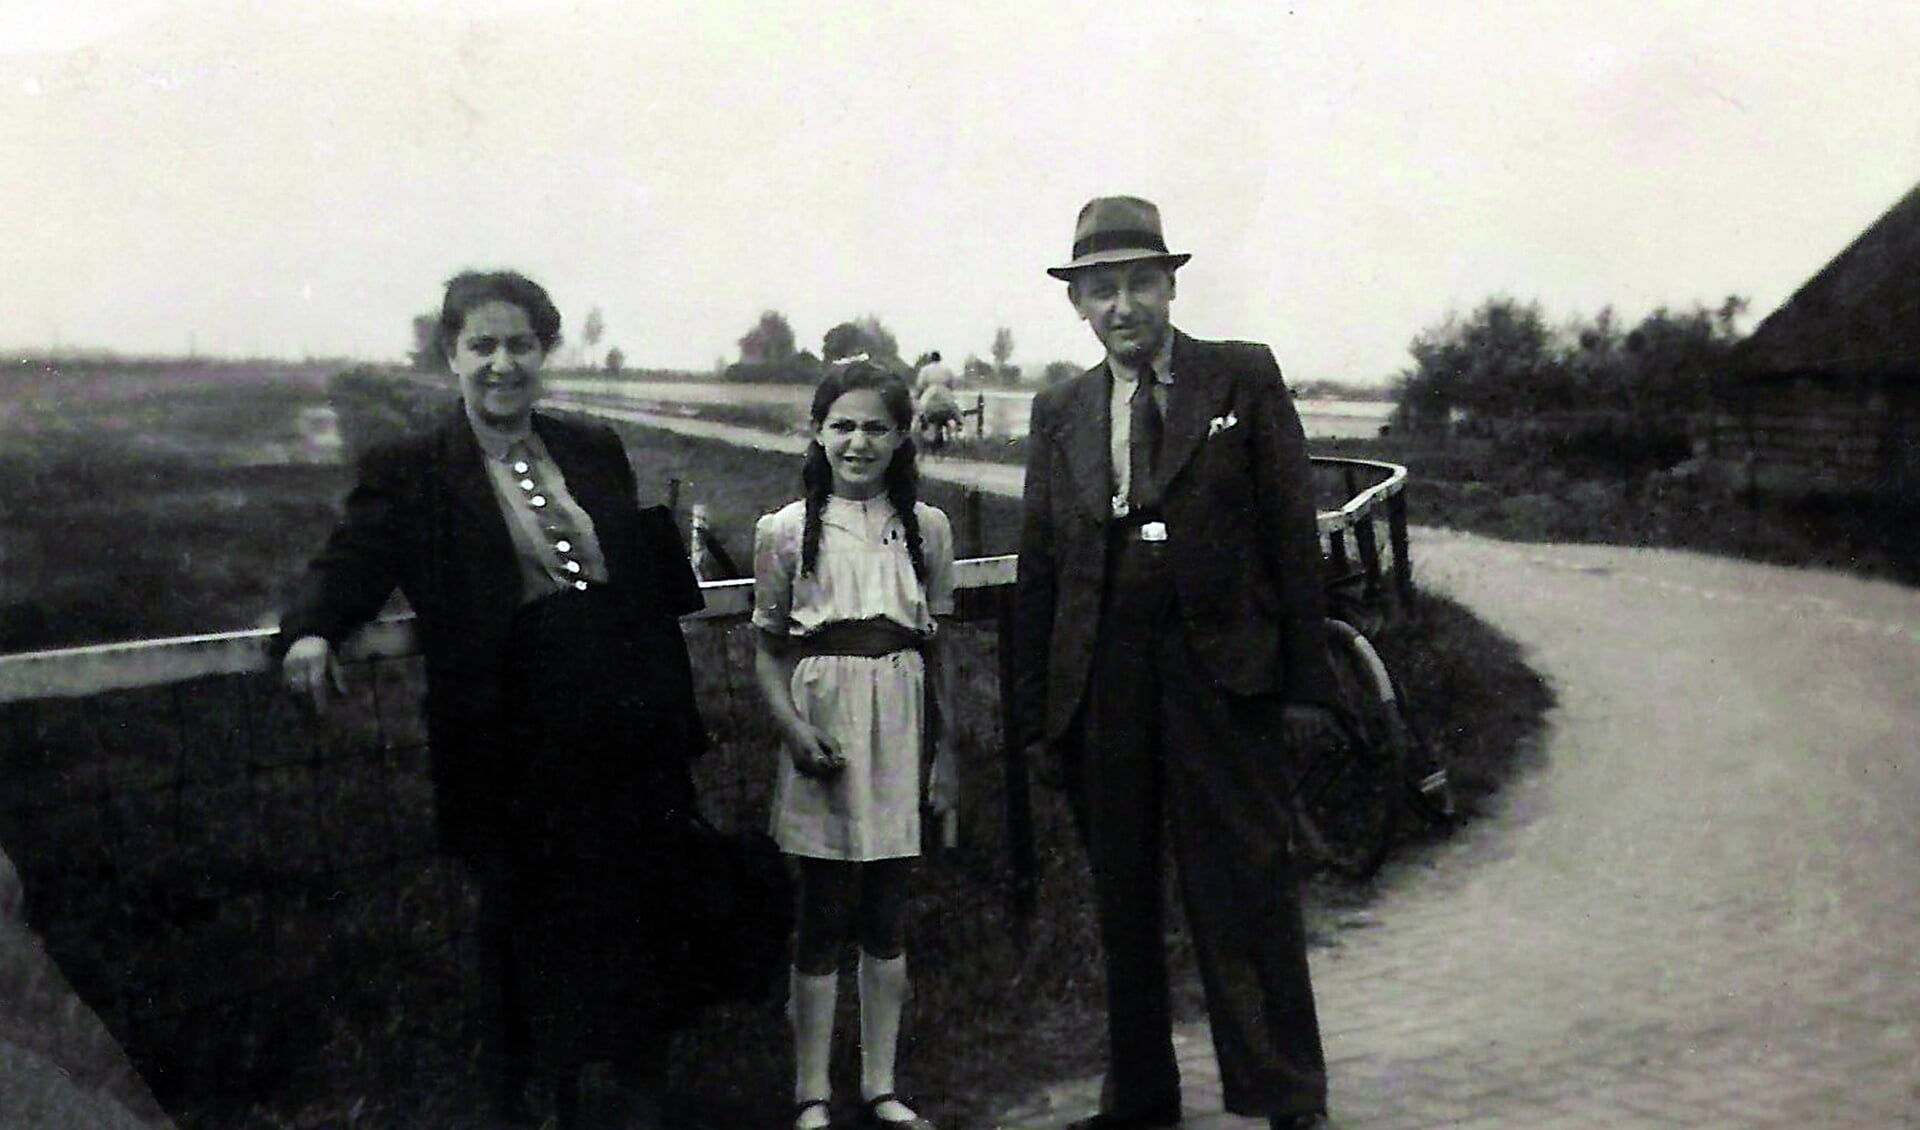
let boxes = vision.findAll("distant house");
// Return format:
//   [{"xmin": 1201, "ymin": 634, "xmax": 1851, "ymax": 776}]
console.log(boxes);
[{"xmin": 1705, "ymin": 182, "xmax": 1920, "ymax": 499}]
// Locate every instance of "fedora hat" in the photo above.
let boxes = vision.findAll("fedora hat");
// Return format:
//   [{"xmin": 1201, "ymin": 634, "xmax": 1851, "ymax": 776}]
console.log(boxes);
[{"xmin": 1047, "ymin": 195, "xmax": 1192, "ymax": 280}]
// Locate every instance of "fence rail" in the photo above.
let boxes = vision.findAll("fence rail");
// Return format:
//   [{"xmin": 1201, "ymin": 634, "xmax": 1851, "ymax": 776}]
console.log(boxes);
[
  {"xmin": 0, "ymin": 458, "xmax": 1403, "ymax": 704},
  {"xmin": 0, "ymin": 556, "xmax": 1020, "ymax": 704}
]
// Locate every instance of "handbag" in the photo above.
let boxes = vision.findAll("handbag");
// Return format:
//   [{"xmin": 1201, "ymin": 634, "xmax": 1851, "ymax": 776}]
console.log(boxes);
[{"xmin": 670, "ymin": 809, "xmax": 793, "ymax": 1010}]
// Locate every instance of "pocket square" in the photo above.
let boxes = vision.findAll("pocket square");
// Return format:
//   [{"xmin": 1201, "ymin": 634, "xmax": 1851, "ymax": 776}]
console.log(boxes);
[{"xmin": 1207, "ymin": 410, "xmax": 1239, "ymax": 437}]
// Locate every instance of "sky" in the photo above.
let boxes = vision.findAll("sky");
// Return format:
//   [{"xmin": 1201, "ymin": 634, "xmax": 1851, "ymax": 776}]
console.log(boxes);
[{"xmin": 4, "ymin": 0, "xmax": 1919, "ymax": 384}]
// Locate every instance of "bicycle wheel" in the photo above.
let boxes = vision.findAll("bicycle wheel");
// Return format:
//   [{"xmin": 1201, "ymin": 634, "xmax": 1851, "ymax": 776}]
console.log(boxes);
[{"xmin": 1295, "ymin": 619, "xmax": 1408, "ymax": 880}]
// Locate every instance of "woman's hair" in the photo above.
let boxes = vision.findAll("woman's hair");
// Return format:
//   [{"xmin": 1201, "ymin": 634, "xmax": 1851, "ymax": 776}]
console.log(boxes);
[
  {"xmin": 799, "ymin": 358, "xmax": 926, "ymax": 583},
  {"xmin": 435, "ymin": 270, "xmax": 564, "ymax": 358}
]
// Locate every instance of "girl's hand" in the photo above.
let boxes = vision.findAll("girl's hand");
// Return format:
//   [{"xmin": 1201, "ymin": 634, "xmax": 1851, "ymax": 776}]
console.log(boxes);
[
  {"xmin": 926, "ymin": 746, "xmax": 958, "ymax": 815},
  {"xmin": 785, "ymin": 722, "xmax": 846, "ymax": 780}
]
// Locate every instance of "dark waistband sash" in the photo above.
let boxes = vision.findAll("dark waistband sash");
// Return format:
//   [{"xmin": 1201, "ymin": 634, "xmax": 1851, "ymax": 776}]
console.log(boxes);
[{"xmin": 791, "ymin": 618, "xmax": 926, "ymax": 659}]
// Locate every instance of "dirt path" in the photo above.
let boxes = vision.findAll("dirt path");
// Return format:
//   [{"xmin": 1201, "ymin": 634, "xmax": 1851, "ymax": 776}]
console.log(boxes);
[{"xmin": 552, "ymin": 397, "xmax": 1029, "ymax": 497}]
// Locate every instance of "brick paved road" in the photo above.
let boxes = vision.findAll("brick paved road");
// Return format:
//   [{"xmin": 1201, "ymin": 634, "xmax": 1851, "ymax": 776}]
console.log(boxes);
[{"xmin": 998, "ymin": 530, "xmax": 1920, "ymax": 1129}]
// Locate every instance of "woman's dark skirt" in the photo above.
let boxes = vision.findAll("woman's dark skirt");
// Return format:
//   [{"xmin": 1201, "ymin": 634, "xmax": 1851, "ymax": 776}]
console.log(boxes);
[{"xmin": 495, "ymin": 584, "xmax": 701, "ymax": 1072}]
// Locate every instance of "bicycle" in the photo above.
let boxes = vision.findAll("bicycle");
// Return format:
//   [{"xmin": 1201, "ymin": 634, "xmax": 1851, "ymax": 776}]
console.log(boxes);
[{"xmin": 1286, "ymin": 573, "xmax": 1453, "ymax": 882}]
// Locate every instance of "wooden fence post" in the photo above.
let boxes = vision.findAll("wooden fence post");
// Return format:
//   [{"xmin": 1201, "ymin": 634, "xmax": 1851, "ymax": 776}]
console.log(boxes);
[
  {"xmin": 1355, "ymin": 511, "xmax": 1382, "ymax": 603},
  {"xmin": 1387, "ymin": 491, "xmax": 1414, "ymax": 607},
  {"xmin": 963, "ymin": 488, "xmax": 984, "ymax": 558},
  {"xmin": 997, "ymin": 583, "xmax": 1036, "ymax": 942}
]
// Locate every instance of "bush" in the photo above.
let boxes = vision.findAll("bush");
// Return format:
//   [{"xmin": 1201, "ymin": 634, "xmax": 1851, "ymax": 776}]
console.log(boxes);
[
  {"xmin": 1488, "ymin": 410, "xmax": 1692, "ymax": 481},
  {"xmin": 723, "ymin": 355, "xmax": 824, "ymax": 385},
  {"xmin": 328, "ymin": 366, "xmax": 453, "ymax": 460}
]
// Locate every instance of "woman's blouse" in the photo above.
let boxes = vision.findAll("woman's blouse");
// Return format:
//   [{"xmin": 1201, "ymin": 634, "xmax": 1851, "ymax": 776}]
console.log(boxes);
[
  {"xmin": 470, "ymin": 419, "xmax": 611, "ymax": 604},
  {"xmin": 752, "ymin": 497, "xmax": 955, "ymax": 638}
]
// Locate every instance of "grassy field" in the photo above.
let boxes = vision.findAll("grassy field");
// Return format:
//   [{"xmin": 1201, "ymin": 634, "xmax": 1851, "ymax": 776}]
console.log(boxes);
[
  {"xmin": 2, "ymin": 362, "xmax": 1550, "ymax": 1129},
  {"xmin": 0, "ymin": 360, "xmax": 353, "ymax": 651}
]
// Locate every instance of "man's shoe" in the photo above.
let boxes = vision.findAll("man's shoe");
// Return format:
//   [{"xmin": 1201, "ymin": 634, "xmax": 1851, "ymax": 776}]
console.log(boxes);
[
  {"xmin": 1271, "ymin": 1113, "xmax": 1332, "ymax": 1130},
  {"xmin": 1064, "ymin": 1108, "xmax": 1181, "ymax": 1130}
]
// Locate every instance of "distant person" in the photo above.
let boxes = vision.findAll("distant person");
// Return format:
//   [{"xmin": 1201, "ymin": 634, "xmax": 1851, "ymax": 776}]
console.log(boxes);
[
  {"xmin": 1015, "ymin": 197, "xmax": 1341, "ymax": 1130},
  {"xmin": 914, "ymin": 350, "xmax": 957, "ymax": 394},
  {"xmin": 751, "ymin": 359, "xmax": 957, "ymax": 1130},
  {"xmin": 276, "ymin": 270, "xmax": 710, "ymax": 1130},
  {"xmin": 913, "ymin": 351, "xmax": 962, "ymax": 452}
]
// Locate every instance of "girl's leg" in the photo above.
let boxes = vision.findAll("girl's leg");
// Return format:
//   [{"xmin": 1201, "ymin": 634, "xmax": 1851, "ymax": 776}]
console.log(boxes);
[
  {"xmin": 792, "ymin": 858, "xmax": 857, "ymax": 1129},
  {"xmin": 857, "ymin": 859, "xmax": 931, "ymax": 1126}
]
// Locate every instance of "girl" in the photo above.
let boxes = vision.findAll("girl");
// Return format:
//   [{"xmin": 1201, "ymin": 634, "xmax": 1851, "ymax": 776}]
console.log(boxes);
[{"xmin": 752, "ymin": 358, "xmax": 956, "ymax": 1130}]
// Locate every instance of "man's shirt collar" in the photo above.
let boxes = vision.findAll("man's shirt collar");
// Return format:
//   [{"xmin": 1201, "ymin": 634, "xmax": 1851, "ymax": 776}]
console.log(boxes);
[{"xmin": 1109, "ymin": 334, "xmax": 1175, "ymax": 387}]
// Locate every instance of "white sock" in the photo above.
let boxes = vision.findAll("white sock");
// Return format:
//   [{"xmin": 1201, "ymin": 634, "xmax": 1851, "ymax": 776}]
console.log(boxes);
[
  {"xmin": 858, "ymin": 950, "xmax": 913, "ymax": 1114},
  {"xmin": 790, "ymin": 967, "xmax": 838, "ymax": 1118}
]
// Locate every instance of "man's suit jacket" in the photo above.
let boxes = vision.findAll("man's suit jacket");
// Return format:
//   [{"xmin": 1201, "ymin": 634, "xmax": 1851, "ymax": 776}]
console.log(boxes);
[
  {"xmin": 277, "ymin": 406, "xmax": 705, "ymax": 860},
  {"xmin": 1014, "ymin": 330, "xmax": 1336, "ymax": 750}
]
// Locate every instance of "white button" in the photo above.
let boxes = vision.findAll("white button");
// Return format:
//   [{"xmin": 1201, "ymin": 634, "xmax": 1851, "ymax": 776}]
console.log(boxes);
[
  {"xmin": 519, "ymin": 478, "xmax": 535, "ymax": 491},
  {"xmin": 573, "ymin": 579, "xmax": 589, "ymax": 591},
  {"xmin": 512, "ymin": 461, "xmax": 530, "ymax": 474},
  {"xmin": 555, "ymin": 539, "xmax": 572, "ymax": 553},
  {"xmin": 564, "ymin": 560, "xmax": 581, "ymax": 574},
  {"xmin": 530, "ymin": 495, "xmax": 547, "ymax": 508}
]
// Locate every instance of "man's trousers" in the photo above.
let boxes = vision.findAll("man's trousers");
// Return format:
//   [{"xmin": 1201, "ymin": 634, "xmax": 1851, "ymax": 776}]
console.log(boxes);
[{"xmin": 1065, "ymin": 529, "xmax": 1328, "ymax": 1121}]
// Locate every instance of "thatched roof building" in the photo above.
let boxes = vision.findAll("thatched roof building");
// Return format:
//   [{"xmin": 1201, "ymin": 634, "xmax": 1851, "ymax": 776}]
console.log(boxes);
[{"xmin": 1707, "ymin": 182, "xmax": 1920, "ymax": 497}]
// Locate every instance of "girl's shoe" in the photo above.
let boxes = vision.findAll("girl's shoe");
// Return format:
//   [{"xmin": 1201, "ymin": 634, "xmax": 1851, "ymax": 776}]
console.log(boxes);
[
  {"xmin": 860, "ymin": 1094, "xmax": 936, "ymax": 1130},
  {"xmin": 793, "ymin": 1098, "xmax": 834, "ymax": 1130}
]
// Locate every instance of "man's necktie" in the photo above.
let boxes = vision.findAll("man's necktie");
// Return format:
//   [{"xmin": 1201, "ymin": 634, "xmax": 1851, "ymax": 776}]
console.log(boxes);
[{"xmin": 1128, "ymin": 375, "xmax": 1163, "ymax": 512}]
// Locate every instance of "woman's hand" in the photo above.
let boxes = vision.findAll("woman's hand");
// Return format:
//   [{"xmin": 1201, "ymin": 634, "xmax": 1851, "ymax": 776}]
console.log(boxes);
[
  {"xmin": 282, "ymin": 635, "xmax": 347, "ymax": 715},
  {"xmin": 783, "ymin": 721, "xmax": 846, "ymax": 781}
]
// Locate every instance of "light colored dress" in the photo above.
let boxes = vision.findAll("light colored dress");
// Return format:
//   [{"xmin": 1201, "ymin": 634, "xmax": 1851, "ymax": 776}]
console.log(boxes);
[{"xmin": 752, "ymin": 496, "xmax": 955, "ymax": 861}]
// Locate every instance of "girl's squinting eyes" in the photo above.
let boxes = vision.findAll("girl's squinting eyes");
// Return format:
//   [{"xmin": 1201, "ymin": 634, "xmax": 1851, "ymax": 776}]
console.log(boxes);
[{"xmin": 826, "ymin": 419, "xmax": 898, "ymax": 438}]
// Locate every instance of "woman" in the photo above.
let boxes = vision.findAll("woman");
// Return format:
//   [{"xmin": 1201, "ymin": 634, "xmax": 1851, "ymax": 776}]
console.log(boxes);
[
  {"xmin": 751, "ymin": 359, "xmax": 956, "ymax": 1130},
  {"xmin": 278, "ymin": 270, "xmax": 706, "ymax": 1129}
]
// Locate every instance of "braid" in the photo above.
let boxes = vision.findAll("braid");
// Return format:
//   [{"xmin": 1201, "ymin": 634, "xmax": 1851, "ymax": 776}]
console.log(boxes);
[
  {"xmin": 800, "ymin": 441, "xmax": 832, "ymax": 578},
  {"xmin": 886, "ymin": 436, "xmax": 928, "ymax": 585}
]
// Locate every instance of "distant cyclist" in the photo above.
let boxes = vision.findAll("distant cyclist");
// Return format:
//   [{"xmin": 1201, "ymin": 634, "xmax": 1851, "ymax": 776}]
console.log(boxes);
[{"xmin": 913, "ymin": 351, "xmax": 961, "ymax": 453}]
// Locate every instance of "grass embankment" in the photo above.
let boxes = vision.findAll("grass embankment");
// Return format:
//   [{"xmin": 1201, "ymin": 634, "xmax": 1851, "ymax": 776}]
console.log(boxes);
[{"xmin": 1, "ymin": 364, "xmax": 1550, "ymax": 1129}]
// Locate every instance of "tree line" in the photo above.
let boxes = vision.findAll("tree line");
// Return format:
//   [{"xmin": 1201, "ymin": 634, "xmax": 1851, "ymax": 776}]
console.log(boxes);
[
  {"xmin": 731, "ymin": 310, "xmax": 1049, "ymax": 386},
  {"xmin": 1389, "ymin": 294, "xmax": 1749, "ymax": 478},
  {"xmin": 1394, "ymin": 294, "xmax": 1748, "ymax": 431}
]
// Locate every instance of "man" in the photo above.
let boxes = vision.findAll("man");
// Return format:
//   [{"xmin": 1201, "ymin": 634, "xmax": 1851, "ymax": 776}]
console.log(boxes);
[{"xmin": 1015, "ymin": 196, "xmax": 1339, "ymax": 1130}]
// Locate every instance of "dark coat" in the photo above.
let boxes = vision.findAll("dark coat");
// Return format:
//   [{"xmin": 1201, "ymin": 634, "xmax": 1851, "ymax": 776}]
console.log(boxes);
[
  {"xmin": 1014, "ymin": 330, "xmax": 1336, "ymax": 748},
  {"xmin": 277, "ymin": 406, "xmax": 706, "ymax": 861}
]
